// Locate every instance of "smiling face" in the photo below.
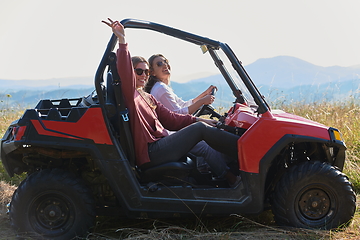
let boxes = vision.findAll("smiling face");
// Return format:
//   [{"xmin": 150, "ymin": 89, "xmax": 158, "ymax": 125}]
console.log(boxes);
[
  {"xmin": 151, "ymin": 56, "xmax": 171, "ymax": 84},
  {"xmin": 134, "ymin": 61, "xmax": 149, "ymax": 89}
]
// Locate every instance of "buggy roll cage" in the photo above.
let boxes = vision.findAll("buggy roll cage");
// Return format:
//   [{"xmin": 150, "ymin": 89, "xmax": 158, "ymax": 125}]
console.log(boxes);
[{"xmin": 95, "ymin": 18, "xmax": 270, "ymax": 115}]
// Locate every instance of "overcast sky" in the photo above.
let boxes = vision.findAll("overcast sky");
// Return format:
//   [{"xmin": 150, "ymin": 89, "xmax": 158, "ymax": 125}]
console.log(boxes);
[{"xmin": 1, "ymin": 0, "xmax": 360, "ymax": 84}]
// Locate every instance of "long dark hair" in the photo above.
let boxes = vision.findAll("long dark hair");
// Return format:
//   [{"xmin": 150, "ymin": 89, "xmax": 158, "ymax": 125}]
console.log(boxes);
[
  {"xmin": 131, "ymin": 56, "xmax": 156, "ymax": 109},
  {"xmin": 144, "ymin": 54, "xmax": 169, "ymax": 93}
]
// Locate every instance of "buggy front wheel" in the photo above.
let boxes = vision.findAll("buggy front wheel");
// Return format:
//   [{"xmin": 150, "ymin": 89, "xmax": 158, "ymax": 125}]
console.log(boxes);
[{"xmin": 272, "ymin": 161, "xmax": 356, "ymax": 229}]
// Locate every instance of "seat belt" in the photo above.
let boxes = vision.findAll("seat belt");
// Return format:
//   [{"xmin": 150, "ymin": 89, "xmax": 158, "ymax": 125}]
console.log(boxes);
[{"xmin": 108, "ymin": 52, "xmax": 136, "ymax": 168}]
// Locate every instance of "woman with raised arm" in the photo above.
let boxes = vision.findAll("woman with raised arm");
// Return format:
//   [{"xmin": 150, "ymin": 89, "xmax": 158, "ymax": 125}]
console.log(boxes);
[{"xmin": 102, "ymin": 18, "xmax": 241, "ymax": 187}]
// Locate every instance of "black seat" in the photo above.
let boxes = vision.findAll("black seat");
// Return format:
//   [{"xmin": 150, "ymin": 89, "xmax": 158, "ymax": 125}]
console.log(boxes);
[
  {"xmin": 105, "ymin": 72, "xmax": 117, "ymax": 118},
  {"xmin": 106, "ymin": 72, "xmax": 116, "ymax": 105}
]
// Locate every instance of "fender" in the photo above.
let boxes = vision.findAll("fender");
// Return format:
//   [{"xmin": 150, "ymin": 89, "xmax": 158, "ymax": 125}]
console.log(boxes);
[{"xmin": 237, "ymin": 112, "xmax": 330, "ymax": 173}]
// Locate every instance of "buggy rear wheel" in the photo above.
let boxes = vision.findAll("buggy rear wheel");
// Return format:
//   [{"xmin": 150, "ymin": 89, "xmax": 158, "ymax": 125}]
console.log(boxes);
[
  {"xmin": 272, "ymin": 161, "xmax": 356, "ymax": 229},
  {"xmin": 10, "ymin": 168, "xmax": 96, "ymax": 239}
]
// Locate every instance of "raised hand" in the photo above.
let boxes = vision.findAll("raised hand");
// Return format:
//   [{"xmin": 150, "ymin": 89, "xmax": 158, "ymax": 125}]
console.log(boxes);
[{"xmin": 102, "ymin": 18, "xmax": 126, "ymax": 43}]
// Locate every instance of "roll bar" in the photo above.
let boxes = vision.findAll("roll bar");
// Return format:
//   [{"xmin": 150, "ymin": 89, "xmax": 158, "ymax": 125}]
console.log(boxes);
[{"xmin": 95, "ymin": 18, "xmax": 269, "ymax": 114}]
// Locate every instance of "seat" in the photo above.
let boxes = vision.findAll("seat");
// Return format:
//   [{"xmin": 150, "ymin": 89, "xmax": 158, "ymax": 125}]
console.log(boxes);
[
  {"xmin": 106, "ymin": 72, "xmax": 116, "ymax": 105},
  {"xmin": 105, "ymin": 72, "xmax": 117, "ymax": 118}
]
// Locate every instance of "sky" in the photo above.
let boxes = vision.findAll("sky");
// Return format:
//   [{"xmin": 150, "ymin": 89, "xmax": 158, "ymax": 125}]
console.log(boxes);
[{"xmin": 1, "ymin": 0, "xmax": 360, "ymax": 84}]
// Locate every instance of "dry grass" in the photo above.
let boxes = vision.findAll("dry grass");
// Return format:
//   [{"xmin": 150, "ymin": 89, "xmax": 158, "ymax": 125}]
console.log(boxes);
[
  {"xmin": 0, "ymin": 181, "xmax": 16, "ymax": 206},
  {"xmin": 0, "ymin": 181, "xmax": 16, "ymax": 240},
  {"xmin": 0, "ymin": 107, "xmax": 23, "ymax": 136},
  {"xmin": 0, "ymin": 102, "xmax": 359, "ymax": 239}
]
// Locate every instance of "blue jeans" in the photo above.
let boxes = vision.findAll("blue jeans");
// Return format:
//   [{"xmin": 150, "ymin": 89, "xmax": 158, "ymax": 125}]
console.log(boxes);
[{"xmin": 147, "ymin": 122, "xmax": 239, "ymax": 177}]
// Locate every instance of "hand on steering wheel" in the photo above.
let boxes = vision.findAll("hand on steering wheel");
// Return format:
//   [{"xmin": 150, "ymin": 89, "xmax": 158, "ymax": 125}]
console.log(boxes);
[{"xmin": 193, "ymin": 87, "xmax": 220, "ymax": 118}]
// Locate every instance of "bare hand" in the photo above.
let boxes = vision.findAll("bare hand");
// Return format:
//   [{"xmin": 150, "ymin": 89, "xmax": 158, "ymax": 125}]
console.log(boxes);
[
  {"xmin": 102, "ymin": 18, "xmax": 126, "ymax": 43},
  {"xmin": 197, "ymin": 118, "xmax": 218, "ymax": 127},
  {"xmin": 201, "ymin": 95, "xmax": 215, "ymax": 105},
  {"xmin": 204, "ymin": 85, "xmax": 217, "ymax": 95},
  {"xmin": 193, "ymin": 85, "xmax": 217, "ymax": 104}
]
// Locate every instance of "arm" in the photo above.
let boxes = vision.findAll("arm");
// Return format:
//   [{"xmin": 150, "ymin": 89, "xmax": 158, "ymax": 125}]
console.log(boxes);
[
  {"xmin": 152, "ymin": 96, "xmax": 197, "ymax": 131},
  {"xmin": 154, "ymin": 82, "xmax": 215, "ymax": 114},
  {"xmin": 188, "ymin": 85, "xmax": 217, "ymax": 114},
  {"xmin": 187, "ymin": 95, "xmax": 214, "ymax": 114},
  {"xmin": 153, "ymin": 83, "xmax": 191, "ymax": 114},
  {"xmin": 116, "ymin": 44, "xmax": 136, "ymax": 102},
  {"xmin": 192, "ymin": 85, "xmax": 217, "ymax": 103},
  {"xmin": 102, "ymin": 19, "xmax": 135, "ymax": 103},
  {"xmin": 153, "ymin": 95, "xmax": 218, "ymax": 129},
  {"xmin": 195, "ymin": 117, "xmax": 218, "ymax": 127}
]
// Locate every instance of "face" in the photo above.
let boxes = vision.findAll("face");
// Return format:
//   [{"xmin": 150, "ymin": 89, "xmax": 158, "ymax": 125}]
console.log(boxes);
[
  {"xmin": 151, "ymin": 56, "xmax": 170, "ymax": 80},
  {"xmin": 134, "ymin": 62, "xmax": 149, "ymax": 89}
]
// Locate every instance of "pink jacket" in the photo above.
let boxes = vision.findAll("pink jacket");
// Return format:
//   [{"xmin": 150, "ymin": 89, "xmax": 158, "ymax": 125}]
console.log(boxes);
[{"xmin": 116, "ymin": 44, "xmax": 196, "ymax": 166}]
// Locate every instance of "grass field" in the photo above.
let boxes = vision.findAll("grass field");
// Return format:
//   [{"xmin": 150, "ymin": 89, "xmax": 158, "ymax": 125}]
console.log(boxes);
[{"xmin": 0, "ymin": 102, "xmax": 359, "ymax": 239}]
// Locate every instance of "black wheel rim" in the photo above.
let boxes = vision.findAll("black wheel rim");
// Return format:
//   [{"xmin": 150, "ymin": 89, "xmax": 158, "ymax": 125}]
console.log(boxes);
[
  {"xmin": 29, "ymin": 191, "xmax": 74, "ymax": 237},
  {"xmin": 295, "ymin": 185, "xmax": 337, "ymax": 227}
]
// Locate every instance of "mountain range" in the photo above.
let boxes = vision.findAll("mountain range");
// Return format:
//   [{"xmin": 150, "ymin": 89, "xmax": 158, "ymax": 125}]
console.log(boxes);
[
  {"xmin": 246, "ymin": 56, "xmax": 360, "ymax": 88},
  {"xmin": 1, "ymin": 56, "xmax": 359, "ymax": 108}
]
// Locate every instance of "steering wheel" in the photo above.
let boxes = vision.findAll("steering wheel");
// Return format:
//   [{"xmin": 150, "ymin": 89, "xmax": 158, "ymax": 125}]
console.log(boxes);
[{"xmin": 193, "ymin": 88, "xmax": 221, "ymax": 119}]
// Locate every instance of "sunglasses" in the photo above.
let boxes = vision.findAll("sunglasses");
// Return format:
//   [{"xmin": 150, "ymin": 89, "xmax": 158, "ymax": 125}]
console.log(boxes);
[
  {"xmin": 156, "ymin": 60, "xmax": 169, "ymax": 67},
  {"xmin": 134, "ymin": 68, "xmax": 150, "ymax": 76}
]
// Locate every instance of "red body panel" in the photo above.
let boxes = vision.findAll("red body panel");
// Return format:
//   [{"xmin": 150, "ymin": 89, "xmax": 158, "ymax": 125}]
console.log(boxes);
[
  {"xmin": 14, "ymin": 126, "xmax": 27, "ymax": 141},
  {"xmin": 226, "ymin": 104, "xmax": 330, "ymax": 173},
  {"xmin": 225, "ymin": 104, "xmax": 257, "ymax": 129},
  {"xmin": 31, "ymin": 108, "xmax": 113, "ymax": 145}
]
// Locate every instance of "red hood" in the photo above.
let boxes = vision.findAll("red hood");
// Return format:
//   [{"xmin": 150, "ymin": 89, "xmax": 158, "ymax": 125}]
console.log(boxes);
[{"xmin": 271, "ymin": 109, "xmax": 328, "ymax": 129}]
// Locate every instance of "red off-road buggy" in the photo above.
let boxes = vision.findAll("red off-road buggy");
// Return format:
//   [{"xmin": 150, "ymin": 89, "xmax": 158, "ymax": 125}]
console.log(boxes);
[{"xmin": 0, "ymin": 19, "xmax": 356, "ymax": 239}]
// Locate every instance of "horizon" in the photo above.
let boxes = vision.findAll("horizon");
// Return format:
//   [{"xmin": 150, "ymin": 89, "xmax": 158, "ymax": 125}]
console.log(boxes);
[
  {"xmin": 2, "ymin": 53, "xmax": 359, "ymax": 110},
  {"xmin": 2, "ymin": 54, "xmax": 360, "ymax": 86}
]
